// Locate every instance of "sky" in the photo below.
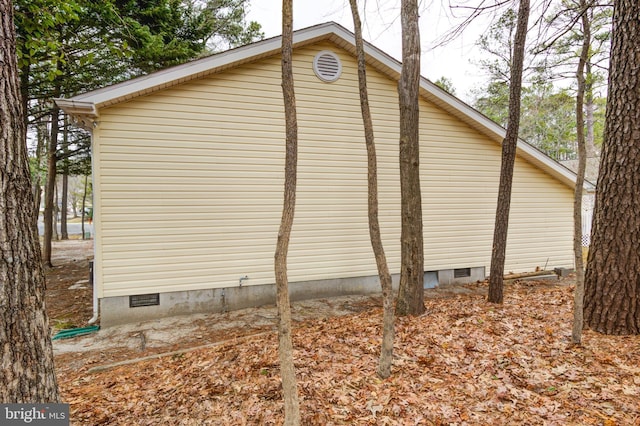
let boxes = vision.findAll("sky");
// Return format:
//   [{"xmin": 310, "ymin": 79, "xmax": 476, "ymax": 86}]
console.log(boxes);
[{"xmin": 245, "ymin": 0, "xmax": 499, "ymax": 103}]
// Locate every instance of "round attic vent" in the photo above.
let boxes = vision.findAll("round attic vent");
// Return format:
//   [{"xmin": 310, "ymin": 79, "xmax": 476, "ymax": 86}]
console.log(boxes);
[{"xmin": 313, "ymin": 51, "xmax": 342, "ymax": 82}]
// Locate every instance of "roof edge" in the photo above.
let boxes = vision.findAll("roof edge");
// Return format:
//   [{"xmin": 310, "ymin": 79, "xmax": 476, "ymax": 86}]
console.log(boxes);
[
  {"xmin": 58, "ymin": 22, "xmax": 343, "ymax": 110},
  {"xmin": 54, "ymin": 99, "xmax": 98, "ymax": 117},
  {"xmin": 417, "ymin": 77, "xmax": 597, "ymax": 192},
  {"xmin": 56, "ymin": 21, "xmax": 593, "ymax": 192}
]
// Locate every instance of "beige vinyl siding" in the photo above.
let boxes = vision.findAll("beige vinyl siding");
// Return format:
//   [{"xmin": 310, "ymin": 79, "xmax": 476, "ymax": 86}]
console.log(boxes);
[{"xmin": 94, "ymin": 41, "xmax": 573, "ymax": 298}]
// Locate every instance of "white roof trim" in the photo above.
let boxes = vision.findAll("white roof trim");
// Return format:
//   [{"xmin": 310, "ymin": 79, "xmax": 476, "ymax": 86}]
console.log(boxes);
[
  {"xmin": 54, "ymin": 21, "xmax": 594, "ymax": 192},
  {"xmin": 54, "ymin": 99, "xmax": 98, "ymax": 117}
]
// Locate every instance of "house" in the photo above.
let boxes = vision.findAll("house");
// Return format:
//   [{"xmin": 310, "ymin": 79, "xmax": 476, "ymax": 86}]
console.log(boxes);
[{"xmin": 56, "ymin": 22, "xmax": 592, "ymax": 326}]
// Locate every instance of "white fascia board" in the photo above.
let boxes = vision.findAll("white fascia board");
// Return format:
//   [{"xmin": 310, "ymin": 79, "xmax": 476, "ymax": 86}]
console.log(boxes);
[
  {"xmin": 58, "ymin": 21, "xmax": 591, "ymax": 192},
  {"xmin": 54, "ymin": 99, "xmax": 99, "ymax": 130},
  {"xmin": 64, "ymin": 22, "xmax": 343, "ymax": 109},
  {"xmin": 53, "ymin": 99, "xmax": 98, "ymax": 117}
]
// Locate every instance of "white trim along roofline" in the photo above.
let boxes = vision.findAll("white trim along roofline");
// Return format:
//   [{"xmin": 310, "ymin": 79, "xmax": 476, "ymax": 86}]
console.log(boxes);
[{"xmin": 55, "ymin": 21, "xmax": 595, "ymax": 192}]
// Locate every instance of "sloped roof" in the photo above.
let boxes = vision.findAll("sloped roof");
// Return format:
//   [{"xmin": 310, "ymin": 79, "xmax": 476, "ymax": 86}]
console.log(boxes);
[{"xmin": 55, "ymin": 21, "xmax": 593, "ymax": 192}]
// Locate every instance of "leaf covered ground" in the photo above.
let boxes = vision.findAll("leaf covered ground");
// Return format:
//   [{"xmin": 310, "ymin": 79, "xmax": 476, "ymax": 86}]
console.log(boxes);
[{"xmin": 57, "ymin": 280, "xmax": 640, "ymax": 425}]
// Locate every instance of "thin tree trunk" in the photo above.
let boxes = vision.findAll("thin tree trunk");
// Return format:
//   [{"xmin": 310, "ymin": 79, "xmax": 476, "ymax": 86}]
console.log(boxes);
[
  {"xmin": 53, "ymin": 181, "xmax": 59, "ymax": 241},
  {"xmin": 348, "ymin": 0, "xmax": 395, "ymax": 379},
  {"xmin": 487, "ymin": 0, "xmax": 530, "ymax": 304},
  {"xmin": 0, "ymin": 0, "xmax": 60, "ymax": 402},
  {"xmin": 61, "ymin": 174, "xmax": 68, "ymax": 239},
  {"xmin": 81, "ymin": 175, "xmax": 88, "ymax": 240},
  {"xmin": 71, "ymin": 183, "xmax": 78, "ymax": 218},
  {"xmin": 585, "ymin": 60, "xmax": 597, "ymax": 159},
  {"xmin": 32, "ymin": 175, "xmax": 41, "ymax": 235},
  {"xmin": 33, "ymin": 121, "xmax": 47, "ymax": 228},
  {"xmin": 60, "ymin": 116, "xmax": 69, "ymax": 240},
  {"xmin": 275, "ymin": 0, "xmax": 301, "ymax": 423},
  {"xmin": 584, "ymin": 0, "xmax": 640, "ymax": 335},
  {"xmin": 43, "ymin": 101, "xmax": 60, "ymax": 266},
  {"xmin": 571, "ymin": 0, "xmax": 590, "ymax": 345},
  {"xmin": 395, "ymin": 0, "xmax": 425, "ymax": 317}
]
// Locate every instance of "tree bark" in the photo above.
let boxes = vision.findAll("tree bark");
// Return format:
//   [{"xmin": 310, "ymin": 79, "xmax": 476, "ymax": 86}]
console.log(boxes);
[
  {"xmin": 81, "ymin": 175, "xmax": 88, "ymax": 240},
  {"xmin": 43, "ymin": 101, "xmax": 60, "ymax": 267},
  {"xmin": 32, "ymin": 122, "xmax": 47, "ymax": 233},
  {"xmin": 487, "ymin": 0, "xmax": 530, "ymax": 304},
  {"xmin": 584, "ymin": 61, "xmax": 597, "ymax": 159},
  {"xmin": 0, "ymin": 0, "xmax": 60, "ymax": 402},
  {"xmin": 571, "ymin": 0, "xmax": 590, "ymax": 345},
  {"xmin": 53, "ymin": 180, "xmax": 59, "ymax": 241},
  {"xmin": 395, "ymin": 0, "xmax": 425, "ymax": 317},
  {"xmin": 584, "ymin": 0, "xmax": 640, "ymax": 335},
  {"xmin": 348, "ymin": 0, "xmax": 395, "ymax": 379},
  {"xmin": 61, "ymin": 174, "xmax": 68, "ymax": 239},
  {"xmin": 60, "ymin": 116, "xmax": 69, "ymax": 240},
  {"xmin": 275, "ymin": 0, "xmax": 301, "ymax": 423}
]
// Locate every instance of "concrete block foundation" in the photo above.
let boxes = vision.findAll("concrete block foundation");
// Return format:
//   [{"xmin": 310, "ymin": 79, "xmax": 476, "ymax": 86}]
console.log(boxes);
[{"xmin": 99, "ymin": 266, "xmax": 486, "ymax": 327}]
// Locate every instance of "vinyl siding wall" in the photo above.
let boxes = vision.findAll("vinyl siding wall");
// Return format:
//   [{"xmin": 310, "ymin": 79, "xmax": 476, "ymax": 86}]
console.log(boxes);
[{"xmin": 93, "ymin": 41, "xmax": 573, "ymax": 298}]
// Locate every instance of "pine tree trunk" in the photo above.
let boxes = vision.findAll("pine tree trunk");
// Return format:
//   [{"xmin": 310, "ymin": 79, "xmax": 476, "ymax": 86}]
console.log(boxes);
[
  {"xmin": 0, "ymin": 0, "xmax": 60, "ymax": 402},
  {"xmin": 53, "ymin": 182, "xmax": 59, "ymax": 241},
  {"xmin": 585, "ymin": 61, "xmax": 597, "ymax": 159},
  {"xmin": 43, "ymin": 102, "xmax": 60, "ymax": 266},
  {"xmin": 275, "ymin": 0, "xmax": 301, "ymax": 423},
  {"xmin": 487, "ymin": 0, "xmax": 530, "ymax": 304},
  {"xmin": 32, "ymin": 122, "xmax": 47, "ymax": 232},
  {"xmin": 60, "ymin": 117, "xmax": 69, "ymax": 240},
  {"xmin": 571, "ymin": 0, "xmax": 590, "ymax": 345},
  {"xmin": 82, "ymin": 176, "xmax": 88, "ymax": 240},
  {"xmin": 584, "ymin": 0, "xmax": 640, "ymax": 335},
  {"xmin": 61, "ymin": 174, "xmax": 68, "ymax": 240},
  {"xmin": 348, "ymin": 0, "xmax": 395, "ymax": 379},
  {"xmin": 395, "ymin": 0, "xmax": 425, "ymax": 317}
]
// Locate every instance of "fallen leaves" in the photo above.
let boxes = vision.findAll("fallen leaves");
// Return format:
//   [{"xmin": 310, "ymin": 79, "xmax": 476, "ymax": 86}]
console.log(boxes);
[{"xmin": 57, "ymin": 282, "xmax": 640, "ymax": 425}]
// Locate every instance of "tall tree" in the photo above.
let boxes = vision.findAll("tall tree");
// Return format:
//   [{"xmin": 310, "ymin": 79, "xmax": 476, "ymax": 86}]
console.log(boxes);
[
  {"xmin": 488, "ymin": 0, "xmax": 530, "ymax": 304},
  {"xmin": 348, "ymin": 0, "xmax": 395, "ymax": 379},
  {"xmin": 42, "ymin": 93, "xmax": 60, "ymax": 266},
  {"xmin": 472, "ymin": 3, "xmax": 611, "ymax": 163},
  {"xmin": 583, "ymin": 0, "xmax": 640, "ymax": 335},
  {"xmin": 15, "ymin": 0, "xmax": 263, "ymax": 265},
  {"xmin": 275, "ymin": 0, "xmax": 301, "ymax": 423},
  {"xmin": 0, "ymin": 0, "xmax": 59, "ymax": 402},
  {"xmin": 433, "ymin": 76, "xmax": 456, "ymax": 94},
  {"xmin": 113, "ymin": 0, "xmax": 263, "ymax": 75},
  {"xmin": 571, "ymin": 0, "xmax": 590, "ymax": 344},
  {"xmin": 542, "ymin": 0, "xmax": 612, "ymax": 159},
  {"xmin": 60, "ymin": 117, "xmax": 69, "ymax": 240},
  {"xmin": 395, "ymin": 0, "xmax": 425, "ymax": 317}
]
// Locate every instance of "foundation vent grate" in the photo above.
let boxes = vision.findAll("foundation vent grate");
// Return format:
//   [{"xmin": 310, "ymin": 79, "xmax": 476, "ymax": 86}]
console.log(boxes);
[
  {"xmin": 454, "ymin": 268, "xmax": 471, "ymax": 278},
  {"xmin": 130, "ymin": 293, "xmax": 160, "ymax": 308}
]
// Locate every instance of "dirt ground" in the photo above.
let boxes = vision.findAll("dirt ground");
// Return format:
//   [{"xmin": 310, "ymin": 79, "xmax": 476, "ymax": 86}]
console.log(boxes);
[
  {"xmin": 46, "ymin": 240, "xmax": 94, "ymax": 331},
  {"xmin": 46, "ymin": 241, "xmax": 640, "ymax": 425},
  {"xmin": 46, "ymin": 239, "xmax": 493, "ymax": 375}
]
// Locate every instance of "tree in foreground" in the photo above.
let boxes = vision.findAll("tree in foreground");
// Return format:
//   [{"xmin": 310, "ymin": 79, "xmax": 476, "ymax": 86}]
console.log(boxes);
[
  {"xmin": 488, "ymin": 0, "xmax": 530, "ymax": 304},
  {"xmin": 583, "ymin": 0, "xmax": 640, "ymax": 335},
  {"xmin": 0, "ymin": 0, "xmax": 59, "ymax": 402},
  {"xmin": 274, "ymin": 0, "xmax": 301, "ymax": 423},
  {"xmin": 348, "ymin": 0, "xmax": 395, "ymax": 378},
  {"xmin": 571, "ymin": 0, "xmax": 591, "ymax": 345},
  {"xmin": 395, "ymin": 0, "xmax": 425, "ymax": 317}
]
